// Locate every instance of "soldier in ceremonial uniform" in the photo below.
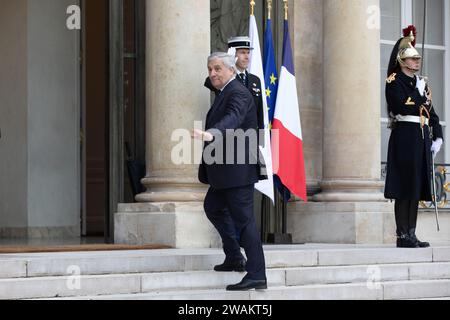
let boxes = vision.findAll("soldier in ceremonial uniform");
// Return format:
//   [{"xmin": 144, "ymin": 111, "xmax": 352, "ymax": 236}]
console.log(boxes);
[{"xmin": 384, "ymin": 25, "xmax": 444, "ymax": 248}]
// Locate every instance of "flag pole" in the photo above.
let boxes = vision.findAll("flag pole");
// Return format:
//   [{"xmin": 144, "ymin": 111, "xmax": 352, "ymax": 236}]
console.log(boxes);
[
  {"xmin": 268, "ymin": 0, "xmax": 294, "ymax": 245},
  {"xmin": 283, "ymin": 0, "xmax": 288, "ymax": 21},
  {"xmin": 281, "ymin": 0, "xmax": 293, "ymax": 244},
  {"xmin": 250, "ymin": 0, "xmax": 271, "ymax": 242},
  {"xmin": 261, "ymin": 0, "xmax": 273, "ymax": 243},
  {"xmin": 421, "ymin": 0, "xmax": 427, "ymax": 75}
]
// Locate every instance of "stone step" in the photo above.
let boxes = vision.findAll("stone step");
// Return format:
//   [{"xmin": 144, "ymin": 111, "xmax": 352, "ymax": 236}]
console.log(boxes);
[
  {"xmin": 0, "ymin": 260, "xmax": 27, "ymax": 279},
  {"xmin": 4, "ymin": 262, "xmax": 450, "ymax": 300},
  {"xmin": 287, "ymin": 262, "xmax": 450, "ymax": 286},
  {"xmin": 1, "ymin": 245, "xmax": 449, "ymax": 279},
  {"xmin": 383, "ymin": 279, "xmax": 450, "ymax": 300},
  {"xmin": 0, "ymin": 274, "xmax": 141, "ymax": 300},
  {"xmin": 139, "ymin": 262, "xmax": 450, "ymax": 292},
  {"xmin": 406, "ymin": 297, "xmax": 450, "ymax": 300},
  {"xmin": 40, "ymin": 280, "xmax": 450, "ymax": 301}
]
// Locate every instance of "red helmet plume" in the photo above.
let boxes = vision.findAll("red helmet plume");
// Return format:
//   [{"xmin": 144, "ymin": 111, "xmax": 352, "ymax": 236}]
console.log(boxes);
[{"xmin": 403, "ymin": 25, "xmax": 417, "ymax": 47}]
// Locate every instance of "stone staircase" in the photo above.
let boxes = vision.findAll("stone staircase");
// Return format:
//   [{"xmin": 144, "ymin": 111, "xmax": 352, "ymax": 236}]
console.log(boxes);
[{"xmin": 1, "ymin": 244, "xmax": 450, "ymax": 300}]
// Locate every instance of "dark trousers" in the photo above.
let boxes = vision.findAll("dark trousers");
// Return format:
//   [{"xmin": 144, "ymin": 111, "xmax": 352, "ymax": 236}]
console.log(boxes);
[
  {"xmin": 204, "ymin": 184, "xmax": 266, "ymax": 280},
  {"xmin": 394, "ymin": 200, "xmax": 419, "ymax": 235}
]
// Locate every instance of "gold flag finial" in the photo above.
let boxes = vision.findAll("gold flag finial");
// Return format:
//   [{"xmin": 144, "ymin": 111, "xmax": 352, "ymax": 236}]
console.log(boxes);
[
  {"xmin": 283, "ymin": 0, "xmax": 288, "ymax": 20},
  {"xmin": 250, "ymin": 0, "xmax": 256, "ymax": 16},
  {"xmin": 267, "ymin": 0, "xmax": 272, "ymax": 20}
]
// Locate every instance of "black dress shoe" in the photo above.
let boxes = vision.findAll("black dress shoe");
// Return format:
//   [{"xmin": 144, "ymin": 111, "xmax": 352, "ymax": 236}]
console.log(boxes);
[
  {"xmin": 214, "ymin": 259, "xmax": 246, "ymax": 272},
  {"xmin": 396, "ymin": 234, "xmax": 420, "ymax": 248},
  {"xmin": 408, "ymin": 234, "xmax": 430, "ymax": 248},
  {"xmin": 408, "ymin": 228, "xmax": 430, "ymax": 248},
  {"xmin": 226, "ymin": 278, "xmax": 267, "ymax": 291},
  {"xmin": 414, "ymin": 238, "xmax": 430, "ymax": 248}
]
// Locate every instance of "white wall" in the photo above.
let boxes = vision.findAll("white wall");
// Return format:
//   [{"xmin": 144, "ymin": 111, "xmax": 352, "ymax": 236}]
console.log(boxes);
[
  {"xmin": 0, "ymin": 0, "xmax": 29, "ymax": 229},
  {"xmin": 27, "ymin": 0, "xmax": 80, "ymax": 231},
  {"xmin": 0, "ymin": 0, "xmax": 80, "ymax": 236}
]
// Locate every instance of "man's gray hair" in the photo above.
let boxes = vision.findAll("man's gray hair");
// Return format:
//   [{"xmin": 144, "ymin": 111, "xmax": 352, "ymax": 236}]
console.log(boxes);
[{"xmin": 208, "ymin": 52, "xmax": 237, "ymax": 73}]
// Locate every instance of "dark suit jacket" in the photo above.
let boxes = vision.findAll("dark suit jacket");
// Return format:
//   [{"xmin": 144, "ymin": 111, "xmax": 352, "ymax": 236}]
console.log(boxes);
[
  {"xmin": 199, "ymin": 79, "xmax": 259, "ymax": 189},
  {"xmin": 204, "ymin": 74, "xmax": 268, "ymax": 181},
  {"xmin": 205, "ymin": 72, "xmax": 264, "ymax": 131}
]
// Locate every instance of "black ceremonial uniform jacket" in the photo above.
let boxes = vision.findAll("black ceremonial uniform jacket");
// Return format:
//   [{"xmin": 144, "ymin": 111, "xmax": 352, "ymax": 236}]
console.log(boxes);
[
  {"xmin": 384, "ymin": 71, "xmax": 443, "ymax": 201},
  {"xmin": 239, "ymin": 71, "xmax": 264, "ymax": 133}
]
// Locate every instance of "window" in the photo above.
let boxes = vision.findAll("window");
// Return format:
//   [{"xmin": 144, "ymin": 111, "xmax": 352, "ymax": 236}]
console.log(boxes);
[{"xmin": 380, "ymin": 0, "xmax": 449, "ymax": 164}]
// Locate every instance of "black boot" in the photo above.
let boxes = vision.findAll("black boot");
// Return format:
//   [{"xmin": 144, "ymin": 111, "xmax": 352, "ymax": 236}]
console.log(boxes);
[
  {"xmin": 396, "ymin": 233, "xmax": 420, "ymax": 248},
  {"xmin": 408, "ymin": 228, "xmax": 430, "ymax": 248},
  {"xmin": 395, "ymin": 201, "xmax": 415, "ymax": 248}
]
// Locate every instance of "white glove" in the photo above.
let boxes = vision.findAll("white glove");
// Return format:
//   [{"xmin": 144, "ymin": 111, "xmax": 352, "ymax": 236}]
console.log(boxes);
[
  {"xmin": 416, "ymin": 77, "xmax": 426, "ymax": 97},
  {"xmin": 431, "ymin": 138, "xmax": 443, "ymax": 157}
]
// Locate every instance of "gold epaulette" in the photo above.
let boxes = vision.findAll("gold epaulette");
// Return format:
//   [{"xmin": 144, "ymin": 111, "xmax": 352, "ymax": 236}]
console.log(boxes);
[{"xmin": 386, "ymin": 73, "xmax": 397, "ymax": 84}]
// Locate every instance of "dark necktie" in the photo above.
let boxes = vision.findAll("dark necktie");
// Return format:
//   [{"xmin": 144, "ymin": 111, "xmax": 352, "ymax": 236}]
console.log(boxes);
[{"xmin": 239, "ymin": 73, "xmax": 246, "ymax": 86}]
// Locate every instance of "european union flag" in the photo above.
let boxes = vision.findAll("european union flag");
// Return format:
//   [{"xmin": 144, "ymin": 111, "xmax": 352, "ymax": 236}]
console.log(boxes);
[
  {"xmin": 264, "ymin": 18, "xmax": 291, "ymax": 202},
  {"xmin": 264, "ymin": 19, "xmax": 278, "ymax": 124}
]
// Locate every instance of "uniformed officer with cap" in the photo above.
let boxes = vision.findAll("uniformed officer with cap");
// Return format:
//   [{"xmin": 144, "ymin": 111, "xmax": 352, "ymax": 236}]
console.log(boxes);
[{"xmin": 384, "ymin": 25, "xmax": 444, "ymax": 248}]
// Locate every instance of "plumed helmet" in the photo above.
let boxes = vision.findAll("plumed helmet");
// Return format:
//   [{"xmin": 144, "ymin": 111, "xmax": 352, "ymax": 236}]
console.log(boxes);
[
  {"xmin": 387, "ymin": 25, "xmax": 422, "ymax": 76},
  {"xmin": 397, "ymin": 25, "xmax": 422, "ymax": 66}
]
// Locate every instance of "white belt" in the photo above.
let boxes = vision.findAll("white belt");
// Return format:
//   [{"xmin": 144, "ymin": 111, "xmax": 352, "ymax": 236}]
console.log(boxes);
[{"xmin": 395, "ymin": 115, "xmax": 429, "ymax": 126}]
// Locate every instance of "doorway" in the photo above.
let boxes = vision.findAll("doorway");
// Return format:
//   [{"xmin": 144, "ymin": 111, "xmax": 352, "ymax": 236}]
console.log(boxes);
[
  {"xmin": 82, "ymin": 0, "xmax": 109, "ymax": 238},
  {"xmin": 81, "ymin": 0, "xmax": 146, "ymax": 241}
]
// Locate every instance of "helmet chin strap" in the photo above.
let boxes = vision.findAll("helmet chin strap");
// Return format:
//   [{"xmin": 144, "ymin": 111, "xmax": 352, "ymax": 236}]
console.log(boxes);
[
  {"xmin": 407, "ymin": 66, "xmax": 420, "ymax": 73},
  {"xmin": 399, "ymin": 59, "xmax": 420, "ymax": 74}
]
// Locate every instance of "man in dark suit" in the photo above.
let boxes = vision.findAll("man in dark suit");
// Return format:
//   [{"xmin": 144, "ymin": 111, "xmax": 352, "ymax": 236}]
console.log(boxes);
[
  {"xmin": 192, "ymin": 52, "xmax": 267, "ymax": 291},
  {"xmin": 204, "ymin": 37, "xmax": 267, "ymax": 184}
]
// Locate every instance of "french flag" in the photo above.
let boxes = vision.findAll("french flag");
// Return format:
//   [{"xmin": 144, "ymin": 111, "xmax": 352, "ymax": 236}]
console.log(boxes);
[{"xmin": 271, "ymin": 20, "xmax": 307, "ymax": 202}]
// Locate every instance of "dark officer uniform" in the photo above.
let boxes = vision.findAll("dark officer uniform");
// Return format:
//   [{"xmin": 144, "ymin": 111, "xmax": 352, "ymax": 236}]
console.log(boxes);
[
  {"xmin": 236, "ymin": 71, "xmax": 264, "ymax": 134},
  {"xmin": 384, "ymin": 25, "xmax": 443, "ymax": 248},
  {"xmin": 199, "ymin": 76, "xmax": 267, "ymax": 290},
  {"xmin": 384, "ymin": 71, "xmax": 443, "ymax": 201}
]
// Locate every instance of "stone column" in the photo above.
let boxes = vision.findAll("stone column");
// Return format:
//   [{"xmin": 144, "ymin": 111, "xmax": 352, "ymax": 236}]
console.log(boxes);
[
  {"xmin": 314, "ymin": 0, "xmax": 384, "ymax": 202},
  {"xmin": 136, "ymin": 0, "xmax": 211, "ymax": 203},
  {"xmin": 288, "ymin": 0, "xmax": 395, "ymax": 244},
  {"xmin": 292, "ymin": 0, "xmax": 323, "ymax": 195},
  {"xmin": 115, "ymin": 0, "xmax": 222, "ymax": 248}
]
